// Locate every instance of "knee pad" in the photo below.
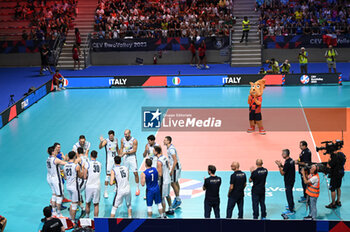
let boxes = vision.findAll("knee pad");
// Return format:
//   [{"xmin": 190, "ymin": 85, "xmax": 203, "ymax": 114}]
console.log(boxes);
[
  {"xmin": 111, "ymin": 206, "xmax": 117, "ymax": 215},
  {"xmin": 157, "ymin": 203, "xmax": 163, "ymax": 210},
  {"xmin": 105, "ymin": 175, "xmax": 110, "ymax": 182},
  {"xmin": 56, "ymin": 196, "xmax": 63, "ymax": 205},
  {"xmin": 147, "ymin": 206, "xmax": 152, "ymax": 213},
  {"xmin": 127, "ymin": 203, "xmax": 132, "ymax": 210},
  {"xmin": 51, "ymin": 195, "xmax": 57, "ymax": 203},
  {"xmin": 71, "ymin": 203, "xmax": 78, "ymax": 210}
]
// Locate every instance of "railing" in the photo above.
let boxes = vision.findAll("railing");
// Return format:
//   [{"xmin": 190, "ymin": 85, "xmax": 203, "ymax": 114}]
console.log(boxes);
[
  {"xmin": 50, "ymin": 33, "xmax": 65, "ymax": 68},
  {"xmin": 84, "ymin": 33, "xmax": 92, "ymax": 69}
]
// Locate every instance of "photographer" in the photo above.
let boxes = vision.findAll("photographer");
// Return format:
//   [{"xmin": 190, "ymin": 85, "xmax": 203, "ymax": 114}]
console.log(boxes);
[
  {"xmin": 296, "ymin": 141, "xmax": 312, "ymax": 203},
  {"xmin": 298, "ymin": 47, "xmax": 308, "ymax": 74},
  {"xmin": 280, "ymin": 59, "xmax": 291, "ymax": 74},
  {"xmin": 301, "ymin": 165, "xmax": 320, "ymax": 220},
  {"xmin": 0, "ymin": 215, "xmax": 6, "ymax": 232},
  {"xmin": 266, "ymin": 58, "xmax": 279, "ymax": 74},
  {"xmin": 324, "ymin": 45, "xmax": 338, "ymax": 73},
  {"xmin": 326, "ymin": 148, "xmax": 346, "ymax": 209}
]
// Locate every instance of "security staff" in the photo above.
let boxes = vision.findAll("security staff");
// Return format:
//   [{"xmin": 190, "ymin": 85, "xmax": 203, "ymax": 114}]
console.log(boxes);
[
  {"xmin": 249, "ymin": 159, "xmax": 268, "ymax": 219},
  {"xmin": 275, "ymin": 149, "xmax": 296, "ymax": 215},
  {"xmin": 298, "ymin": 47, "xmax": 308, "ymax": 74},
  {"xmin": 226, "ymin": 162, "xmax": 246, "ymax": 219},
  {"xmin": 296, "ymin": 141, "xmax": 312, "ymax": 203},
  {"xmin": 203, "ymin": 165, "xmax": 221, "ymax": 218},
  {"xmin": 301, "ymin": 165, "xmax": 320, "ymax": 220},
  {"xmin": 325, "ymin": 45, "xmax": 338, "ymax": 73},
  {"xmin": 240, "ymin": 16, "xmax": 250, "ymax": 44}
]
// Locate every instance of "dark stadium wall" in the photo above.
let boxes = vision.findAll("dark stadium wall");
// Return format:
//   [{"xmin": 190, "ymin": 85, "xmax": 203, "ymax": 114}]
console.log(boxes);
[
  {"xmin": 0, "ymin": 53, "xmax": 40, "ymax": 66},
  {"xmin": 91, "ymin": 50, "xmax": 229, "ymax": 65},
  {"xmin": 263, "ymin": 48, "xmax": 350, "ymax": 63}
]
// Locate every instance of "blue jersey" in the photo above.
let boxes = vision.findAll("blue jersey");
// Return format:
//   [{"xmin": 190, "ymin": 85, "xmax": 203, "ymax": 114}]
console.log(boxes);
[{"xmin": 144, "ymin": 167, "xmax": 159, "ymax": 191}]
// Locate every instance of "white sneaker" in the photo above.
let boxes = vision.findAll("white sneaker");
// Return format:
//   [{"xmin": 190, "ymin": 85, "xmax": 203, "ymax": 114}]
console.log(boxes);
[
  {"xmin": 104, "ymin": 192, "xmax": 108, "ymax": 198},
  {"xmin": 52, "ymin": 212, "xmax": 58, "ymax": 217},
  {"xmin": 205, "ymin": 65, "xmax": 209, "ymax": 69}
]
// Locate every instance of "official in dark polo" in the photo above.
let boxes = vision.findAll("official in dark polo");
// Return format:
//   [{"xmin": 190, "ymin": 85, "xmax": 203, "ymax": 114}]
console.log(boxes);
[
  {"xmin": 226, "ymin": 161, "xmax": 246, "ymax": 219},
  {"xmin": 249, "ymin": 159, "xmax": 268, "ymax": 219},
  {"xmin": 203, "ymin": 165, "xmax": 222, "ymax": 218},
  {"xmin": 296, "ymin": 141, "xmax": 312, "ymax": 203}
]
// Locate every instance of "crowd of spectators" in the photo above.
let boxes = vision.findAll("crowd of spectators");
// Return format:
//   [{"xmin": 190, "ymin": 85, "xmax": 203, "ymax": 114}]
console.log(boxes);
[
  {"xmin": 257, "ymin": 0, "xmax": 350, "ymax": 36},
  {"xmin": 14, "ymin": 0, "xmax": 77, "ymax": 41},
  {"xmin": 93, "ymin": 0, "xmax": 236, "ymax": 39}
]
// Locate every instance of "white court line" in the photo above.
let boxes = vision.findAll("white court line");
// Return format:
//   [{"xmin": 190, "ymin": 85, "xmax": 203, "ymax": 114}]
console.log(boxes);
[{"xmin": 298, "ymin": 98, "xmax": 321, "ymax": 162}]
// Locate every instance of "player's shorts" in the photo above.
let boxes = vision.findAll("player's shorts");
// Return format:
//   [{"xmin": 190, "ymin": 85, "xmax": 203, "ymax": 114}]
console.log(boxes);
[
  {"xmin": 113, "ymin": 190, "xmax": 131, "ymax": 208},
  {"xmin": 67, "ymin": 187, "xmax": 81, "ymax": 203},
  {"xmin": 123, "ymin": 155, "xmax": 138, "ymax": 173},
  {"xmin": 48, "ymin": 176, "xmax": 64, "ymax": 196},
  {"xmin": 146, "ymin": 189, "xmax": 162, "ymax": 207},
  {"xmin": 85, "ymin": 187, "xmax": 100, "ymax": 204},
  {"xmin": 249, "ymin": 111, "xmax": 262, "ymax": 121},
  {"xmin": 78, "ymin": 178, "xmax": 86, "ymax": 192},
  {"xmin": 160, "ymin": 182, "xmax": 171, "ymax": 198},
  {"xmin": 106, "ymin": 157, "xmax": 115, "ymax": 175},
  {"xmin": 171, "ymin": 169, "xmax": 181, "ymax": 183},
  {"xmin": 327, "ymin": 60, "xmax": 336, "ymax": 68}
]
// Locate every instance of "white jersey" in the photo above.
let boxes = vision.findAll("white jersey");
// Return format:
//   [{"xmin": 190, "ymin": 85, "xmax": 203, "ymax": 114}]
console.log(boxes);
[
  {"xmin": 158, "ymin": 155, "xmax": 171, "ymax": 184},
  {"xmin": 122, "ymin": 137, "xmax": 136, "ymax": 156},
  {"xmin": 86, "ymin": 160, "xmax": 102, "ymax": 189},
  {"xmin": 105, "ymin": 138, "xmax": 118, "ymax": 160},
  {"xmin": 64, "ymin": 162, "xmax": 78, "ymax": 189},
  {"xmin": 167, "ymin": 144, "xmax": 182, "ymax": 170},
  {"xmin": 73, "ymin": 141, "xmax": 91, "ymax": 154},
  {"xmin": 112, "ymin": 165, "xmax": 130, "ymax": 193},
  {"xmin": 146, "ymin": 143, "xmax": 159, "ymax": 158},
  {"xmin": 46, "ymin": 156, "xmax": 60, "ymax": 179},
  {"xmin": 80, "ymin": 155, "xmax": 89, "ymax": 169}
]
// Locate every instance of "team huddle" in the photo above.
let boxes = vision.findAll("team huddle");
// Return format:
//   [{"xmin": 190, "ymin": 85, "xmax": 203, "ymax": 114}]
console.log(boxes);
[{"xmin": 46, "ymin": 129, "xmax": 182, "ymax": 220}]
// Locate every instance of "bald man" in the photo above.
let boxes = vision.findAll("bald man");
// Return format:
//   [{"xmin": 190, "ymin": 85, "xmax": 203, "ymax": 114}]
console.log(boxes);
[
  {"xmin": 226, "ymin": 162, "xmax": 246, "ymax": 219},
  {"xmin": 249, "ymin": 159, "xmax": 268, "ymax": 219},
  {"xmin": 120, "ymin": 129, "xmax": 140, "ymax": 196}
]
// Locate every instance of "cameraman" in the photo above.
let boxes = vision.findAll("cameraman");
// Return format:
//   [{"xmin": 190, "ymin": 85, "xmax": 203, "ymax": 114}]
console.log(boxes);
[
  {"xmin": 324, "ymin": 45, "xmax": 338, "ymax": 73},
  {"xmin": 296, "ymin": 141, "xmax": 312, "ymax": 203},
  {"xmin": 266, "ymin": 58, "xmax": 279, "ymax": 74},
  {"xmin": 280, "ymin": 59, "xmax": 291, "ymax": 74},
  {"xmin": 326, "ymin": 148, "xmax": 346, "ymax": 209},
  {"xmin": 301, "ymin": 165, "xmax": 320, "ymax": 220}
]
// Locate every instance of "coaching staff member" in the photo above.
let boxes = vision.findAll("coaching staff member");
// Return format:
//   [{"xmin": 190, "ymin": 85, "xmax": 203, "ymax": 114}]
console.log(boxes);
[
  {"xmin": 296, "ymin": 141, "xmax": 312, "ymax": 203},
  {"xmin": 249, "ymin": 159, "xmax": 268, "ymax": 219},
  {"xmin": 226, "ymin": 162, "xmax": 246, "ymax": 219},
  {"xmin": 275, "ymin": 149, "xmax": 296, "ymax": 215},
  {"xmin": 203, "ymin": 165, "xmax": 221, "ymax": 218},
  {"xmin": 41, "ymin": 206, "xmax": 64, "ymax": 232}
]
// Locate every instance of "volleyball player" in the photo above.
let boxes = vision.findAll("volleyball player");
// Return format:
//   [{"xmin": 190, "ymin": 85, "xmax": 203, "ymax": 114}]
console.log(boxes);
[
  {"xmin": 120, "ymin": 129, "xmax": 140, "ymax": 196},
  {"xmin": 84, "ymin": 150, "xmax": 102, "ymax": 218},
  {"xmin": 77, "ymin": 147, "xmax": 88, "ymax": 215},
  {"xmin": 73, "ymin": 135, "xmax": 91, "ymax": 157},
  {"xmin": 164, "ymin": 136, "xmax": 182, "ymax": 209},
  {"xmin": 155, "ymin": 146, "xmax": 174, "ymax": 215},
  {"xmin": 99, "ymin": 130, "xmax": 119, "ymax": 198},
  {"xmin": 143, "ymin": 135, "xmax": 159, "ymax": 168},
  {"xmin": 110, "ymin": 156, "xmax": 132, "ymax": 218},
  {"xmin": 141, "ymin": 159, "xmax": 165, "ymax": 218},
  {"xmin": 64, "ymin": 151, "xmax": 83, "ymax": 220},
  {"xmin": 47, "ymin": 146, "xmax": 67, "ymax": 217}
]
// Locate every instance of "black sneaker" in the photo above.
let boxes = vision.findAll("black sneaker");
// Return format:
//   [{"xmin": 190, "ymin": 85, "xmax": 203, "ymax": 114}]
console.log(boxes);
[
  {"xmin": 166, "ymin": 210, "xmax": 174, "ymax": 215},
  {"xmin": 304, "ymin": 216, "xmax": 313, "ymax": 220},
  {"xmin": 325, "ymin": 203, "xmax": 337, "ymax": 209},
  {"xmin": 336, "ymin": 201, "xmax": 342, "ymax": 207}
]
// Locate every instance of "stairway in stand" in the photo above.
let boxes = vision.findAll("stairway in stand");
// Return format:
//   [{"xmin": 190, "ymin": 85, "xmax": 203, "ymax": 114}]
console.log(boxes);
[
  {"xmin": 57, "ymin": 0, "xmax": 97, "ymax": 70},
  {"xmin": 230, "ymin": 0, "xmax": 262, "ymax": 67}
]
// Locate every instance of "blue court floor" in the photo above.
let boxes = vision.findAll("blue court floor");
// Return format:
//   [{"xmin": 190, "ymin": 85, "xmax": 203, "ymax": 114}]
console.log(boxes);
[{"xmin": 0, "ymin": 85, "xmax": 349, "ymax": 232}]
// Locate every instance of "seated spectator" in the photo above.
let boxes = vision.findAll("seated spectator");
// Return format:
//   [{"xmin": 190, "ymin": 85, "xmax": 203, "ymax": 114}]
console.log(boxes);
[{"xmin": 22, "ymin": 30, "xmax": 29, "ymax": 40}]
